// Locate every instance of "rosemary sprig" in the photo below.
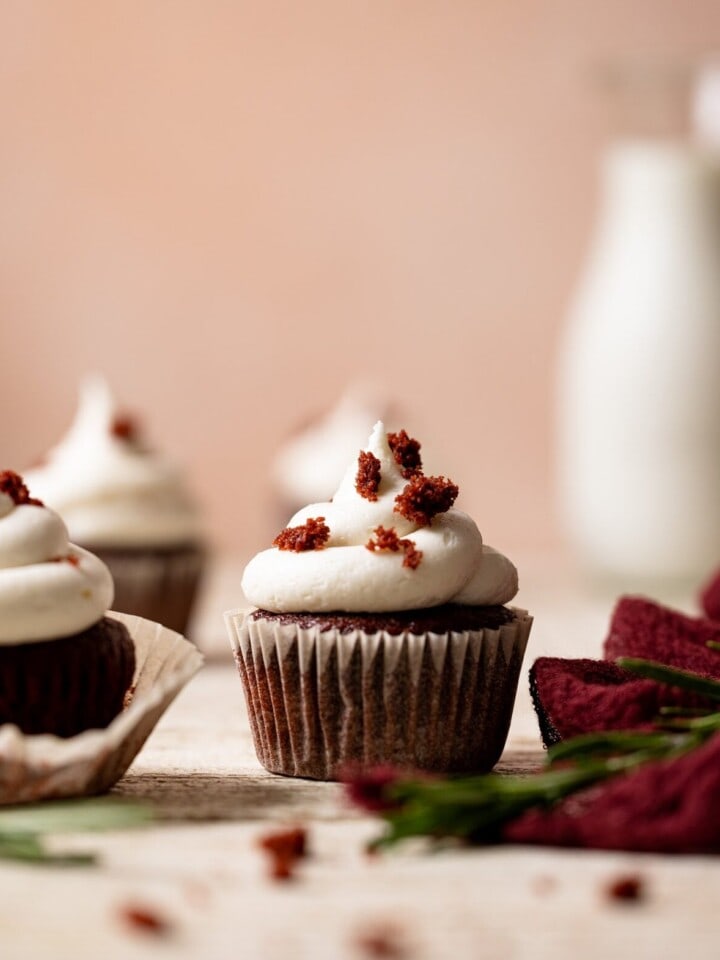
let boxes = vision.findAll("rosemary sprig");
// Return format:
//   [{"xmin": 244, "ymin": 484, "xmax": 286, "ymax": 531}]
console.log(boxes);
[
  {"xmin": 0, "ymin": 798, "xmax": 152, "ymax": 865},
  {"xmin": 352, "ymin": 656, "xmax": 720, "ymax": 850}
]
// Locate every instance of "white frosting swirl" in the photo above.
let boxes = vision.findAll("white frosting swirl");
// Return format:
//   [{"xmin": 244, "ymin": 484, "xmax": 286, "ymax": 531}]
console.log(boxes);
[
  {"xmin": 242, "ymin": 422, "xmax": 518, "ymax": 613},
  {"xmin": 272, "ymin": 383, "xmax": 389, "ymax": 506},
  {"xmin": 25, "ymin": 377, "xmax": 201, "ymax": 548},
  {"xmin": 0, "ymin": 488, "xmax": 114, "ymax": 644}
]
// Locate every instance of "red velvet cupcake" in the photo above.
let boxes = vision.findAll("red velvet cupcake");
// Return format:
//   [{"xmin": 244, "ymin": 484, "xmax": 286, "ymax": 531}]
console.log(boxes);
[
  {"xmin": 25, "ymin": 377, "xmax": 204, "ymax": 636},
  {"xmin": 0, "ymin": 471, "xmax": 135, "ymax": 737},
  {"xmin": 227, "ymin": 423, "xmax": 532, "ymax": 780}
]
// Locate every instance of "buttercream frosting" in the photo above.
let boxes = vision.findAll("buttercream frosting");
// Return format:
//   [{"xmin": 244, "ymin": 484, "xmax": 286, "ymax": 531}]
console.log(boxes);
[
  {"xmin": 272, "ymin": 384, "xmax": 390, "ymax": 507},
  {"xmin": 242, "ymin": 422, "xmax": 518, "ymax": 613},
  {"xmin": 0, "ymin": 476, "xmax": 114, "ymax": 644},
  {"xmin": 25, "ymin": 377, "xmax": 201, "ymax": 548}
]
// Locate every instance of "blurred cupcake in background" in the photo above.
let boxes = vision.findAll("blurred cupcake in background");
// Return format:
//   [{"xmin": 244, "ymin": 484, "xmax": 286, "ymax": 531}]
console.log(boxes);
[
  {"xmin": 26, "ymin": 377, "xmax": 204, "ymax": 636},
  {"xmin": 272, "ymin": 383, "xmax": 393, "ymax": 521}
]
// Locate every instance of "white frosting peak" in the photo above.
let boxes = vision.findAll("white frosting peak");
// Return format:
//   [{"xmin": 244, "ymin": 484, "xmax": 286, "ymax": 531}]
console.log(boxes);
[
  {"xmin": 272, "ymin": 384, "xmax": 389, "ymax": 506},
  {"xmin": 0, "ymin": 482, "xmax": 113, "ymax": 643},
  {"xmin": 242, "ymin": 422, "xmax": 518, "ymax": 613},
  {"xmin": 25, "ymin": 377, "xmax": 200, "ymax": 548}
]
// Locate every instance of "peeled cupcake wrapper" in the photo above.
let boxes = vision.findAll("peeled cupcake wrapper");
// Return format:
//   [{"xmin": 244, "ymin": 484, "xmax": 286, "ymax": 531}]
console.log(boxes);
[
  {"xmin": 0, "ymin": 612, "xmax": 203, "ymax": 805},
  {"xmin": 226, "ymin": 608, "xmax": 532, "ymax": 780}
]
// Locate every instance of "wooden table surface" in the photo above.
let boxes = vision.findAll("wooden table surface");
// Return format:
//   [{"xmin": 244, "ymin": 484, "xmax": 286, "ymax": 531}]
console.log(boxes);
[{"xmin": 1, "ymin": 556, "xmax": 718, "ymax": 960}]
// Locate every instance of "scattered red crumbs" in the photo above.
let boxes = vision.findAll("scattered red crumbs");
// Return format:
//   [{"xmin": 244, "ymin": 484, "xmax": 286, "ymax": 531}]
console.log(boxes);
[
  {"xmin": 354, "ymin": 923, "xmax": 410, "ymax": 959},
  {"xmin": 273, "ymin": 517, "xmax": 330, "ymax": 552},
  {"xmin": 119, "ymin": 904, "xmax": 171, "ymax": 936},
  {"xmin": 51, "ymin": 554, "xmax": 80, "ymax": 566},
  {"xmin": 387, "ymin": 430, "xmax": 422, "ymax": 479},
  {"xmin": 365, "ymin": 526, "xmax": 423, "ymax": 570},
  {"xmin": 393, "ymin": 475, "xmax": 458, "ymax": 526},
  {"xmin": 0, "ymin": 470, "xmax": 43, "ymax": 507},
  {"xmin": 700, "ymin": 567, "xmax": 720, "ymax": 621},
  {"xmin": 257, "ymin": 826, "xmax": 308, "ymax": 881},
  {"xmin": 111, "ymin": 413, "xmax": 140, "ymax": 442},
  {"xmin": 606, "ymin": 874, "xmax": 645, "ymax": 903},
  {"xmin": 356, "ymin": 451, "xmax": 382, "ymax": 501}
]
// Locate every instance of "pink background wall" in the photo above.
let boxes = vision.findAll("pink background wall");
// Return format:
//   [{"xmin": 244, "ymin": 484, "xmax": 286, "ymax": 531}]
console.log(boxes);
[{"xmin": 2, "ymin": 2, "xmax": 719, "ymax": 556}]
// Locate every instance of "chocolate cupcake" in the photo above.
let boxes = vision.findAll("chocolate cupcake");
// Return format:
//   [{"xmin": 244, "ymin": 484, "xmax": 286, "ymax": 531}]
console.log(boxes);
[
  {"xmin": 25, "ymin": 377, "xmax": 204, "ymax": 636},
  {"xmin": 0, "ymin": 471, "xmax": 135, "ymax": 737},
  {"xmin": 226, "ymin": 423, "xmax": 532, "ymax": 780}
]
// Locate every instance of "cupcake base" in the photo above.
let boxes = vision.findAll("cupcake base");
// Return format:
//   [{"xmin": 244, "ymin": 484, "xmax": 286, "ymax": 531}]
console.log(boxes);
[
  {"xmin": 227, "ymin": 605, "xmax": 532, "ymax": 780},
  {"xmin": 0, "ymin": 617, "xmax": 136, "ymax": 738},
  {"xmin": 84, "ymin": 543, "xmax": 205, "ymax": 636}
]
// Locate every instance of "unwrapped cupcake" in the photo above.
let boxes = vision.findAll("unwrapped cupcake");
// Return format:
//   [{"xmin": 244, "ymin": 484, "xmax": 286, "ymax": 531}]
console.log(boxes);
[
  {"xmin": 26, "ymin": 377, "xmax": 204, "ymax": 636},
  {"xmin": 226, "ymin": 422, "xmax": 532, "ymax": 780},
  {"xmin": 0, "ymin": 470, "xmax": 135, "ymax": 736}
]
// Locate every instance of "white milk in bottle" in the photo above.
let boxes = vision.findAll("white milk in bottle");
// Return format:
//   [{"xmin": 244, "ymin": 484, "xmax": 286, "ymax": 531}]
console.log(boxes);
[{"xmin": 557, "ymin": 62, "xmax": 720, "ymax": 587}]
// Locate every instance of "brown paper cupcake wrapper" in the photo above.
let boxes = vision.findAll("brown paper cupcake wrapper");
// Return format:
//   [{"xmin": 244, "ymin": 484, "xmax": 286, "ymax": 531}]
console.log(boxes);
[
  {"xmin": 225, "ymin": 608, "xmax": 532, "ymax": 780},
  {"xmin": 0, "ymin": 613, "xmax": 203, "ymax": 805},
  {"xmin": 88, "ymin": 545, "xmax": 205, "ymax": 637}
]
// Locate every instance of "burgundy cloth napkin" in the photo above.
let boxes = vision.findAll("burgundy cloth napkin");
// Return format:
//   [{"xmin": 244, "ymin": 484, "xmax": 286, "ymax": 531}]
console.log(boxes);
[{"xmin": 516, "ymin": 594, "xmax": 720, "ymax": 853}]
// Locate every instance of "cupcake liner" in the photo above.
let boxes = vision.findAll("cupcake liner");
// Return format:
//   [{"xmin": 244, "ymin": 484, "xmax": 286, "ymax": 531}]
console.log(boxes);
[
  {"xmin": 88, "ymin": 544, "xmax": 205, "ymax": 637},
  {"xmin": 225, "ymin": 608, "xmax": 532, "ymax": 780},
  {"xmin": 0, "ymin": 613, "xmax": 203, "ymax": 805}
]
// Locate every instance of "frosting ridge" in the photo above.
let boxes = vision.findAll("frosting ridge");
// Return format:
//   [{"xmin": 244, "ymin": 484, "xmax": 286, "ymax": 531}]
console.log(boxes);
[
  {"xmin": 25, "ymin": 377, "xmax": 200, "ymax": 547},
  {"xmin": 0, "ymin": 474, "xmax": 114, "ymax": 643}
]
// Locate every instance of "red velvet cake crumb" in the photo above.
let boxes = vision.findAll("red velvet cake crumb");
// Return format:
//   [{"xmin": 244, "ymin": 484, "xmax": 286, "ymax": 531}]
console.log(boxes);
[
  {"xmin": 0, "ymin": 470, "xmax": 43, "ymax": 507},
  {"xmin": 51, "ymin": 555, "xmax": 80, "ymax": 566},
  {"xmin": 273, "ymin": 517, "xmax": 330, "ymax": 551},
  {"xmin": 111, "ymin": 413, "xmax": 140, "ymax": 442},
  {"xmin": 387, "ymin": 429, "xmax": 422, "ymax": 479},
  {"xmin": 257, "ymin": 826, "xmax": 308, "ymax": 881},
  {"xmin": 365, "ymin": 526, "xmax": 423, "ymax": 570},
  {"xmin": 354, "ymin": 923, "xmax": 409, "ymax": 958},
  {"xmin": 606, "ymin": 875, "xmax": 645, "ymax": 902},
  {"xmin": 393, "ymin": 475, "xmax": 458, "ymax": 526},
  {"xmin": 119, "ymin": 904, "xmax": 171, "ymax": 936},
  {"xmin": 356, "ymin": 451, "xmax": 382, "ymax": 501}
]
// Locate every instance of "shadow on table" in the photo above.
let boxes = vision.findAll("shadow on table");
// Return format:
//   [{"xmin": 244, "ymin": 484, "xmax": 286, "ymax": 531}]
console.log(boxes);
[
  {"xmin": 111, "ymin": 749, "xmax": 542, "ymax": 823},
  {"xmin": 112, "ymin": 770, "xmax": 348, "ymax": 822}
]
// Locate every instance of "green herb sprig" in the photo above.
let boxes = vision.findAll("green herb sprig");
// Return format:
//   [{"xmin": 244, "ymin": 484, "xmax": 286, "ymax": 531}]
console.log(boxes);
[
  {"xmin": 0, "ymin": 798, "xmax": 152, "ymax": 866},
  {"xmin": 356, "ymin": 657, "xmax": 720, "ymax": 850}
]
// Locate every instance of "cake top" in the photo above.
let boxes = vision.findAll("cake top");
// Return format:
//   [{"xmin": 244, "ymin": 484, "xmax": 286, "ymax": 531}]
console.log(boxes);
[
  {"xmin": 25, "ymin": 376, "xmax": 201, "ymax": 548},
  {"xmin": 242, "ymin": 422, "xmax": 518, "ymax": 614},
  {"xmin": 0, "ymin": 471, "xmax": 114, "ymax": 643}
]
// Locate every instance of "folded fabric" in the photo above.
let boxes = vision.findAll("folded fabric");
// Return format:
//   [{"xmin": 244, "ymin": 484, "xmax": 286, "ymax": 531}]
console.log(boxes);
[
  {"xmin": 700, "ymin": 568, "xmax": 720, "ymax": 622},
  {"xmin": 604, "ymin": 597, "xmax": 720, "ymax": 675},
  {"xmin": 530, "ymin": 597, "xmax": 720, "ymax": 748},
  {"xmin": 505, "ymin": 732, "xmax": 720, "ymax": 854},
  {"xmin": 530, "ymin": 657, "xmax": 709, "ymax": 747}
]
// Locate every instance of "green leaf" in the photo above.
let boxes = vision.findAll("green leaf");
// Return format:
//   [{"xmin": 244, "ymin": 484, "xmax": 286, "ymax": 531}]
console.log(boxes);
[
  {"xmin": 616, "ymin": 657, "xmax": 720, "ymax": 701},
  {"xmin": 0, "ymin": 798, "xmax": 153, "ymax": 836}
]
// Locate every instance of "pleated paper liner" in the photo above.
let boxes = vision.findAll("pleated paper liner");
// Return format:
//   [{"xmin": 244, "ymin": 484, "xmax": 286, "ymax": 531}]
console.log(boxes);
[
  {"xmin": 226, "ymin": 607, "xmax": 532, "ymax": 780},
  {"xmin": 0, "ymin": 612, "xmax": 203, "ymax": 805},
  {"xmin": 86, "ymin": 544, "xmax": 206, "ymax": 637}
]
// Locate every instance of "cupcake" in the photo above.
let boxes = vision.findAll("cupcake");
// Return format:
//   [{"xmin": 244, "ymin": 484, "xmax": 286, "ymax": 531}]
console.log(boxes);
[
  {"xmin": 272, "ymin": 383, "xmax": 391, "ymax": 521},
  {"xmin": 25, "ymin": 377, "xmax": 204, "ymax": 635},
  {"xmin": 227, "ymin": 422, "xmax": 532, "ymax": 780},
  {"xmin": 0, "ymin": 470, "xmax": 135, "ymax": 737}
]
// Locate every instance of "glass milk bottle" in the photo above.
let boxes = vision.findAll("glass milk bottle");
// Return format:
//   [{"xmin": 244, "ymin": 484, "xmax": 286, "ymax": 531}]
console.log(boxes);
[{"xmin": 557, "ymin": 62, "xmax": 720, "ymax": 587}]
